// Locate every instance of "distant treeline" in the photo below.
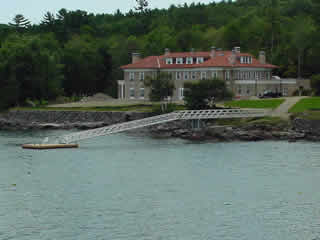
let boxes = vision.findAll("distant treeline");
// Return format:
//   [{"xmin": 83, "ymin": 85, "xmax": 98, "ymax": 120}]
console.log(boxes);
[{"xmin": 0, "ymin": 0, "xmax": 319, "ymax": 109}]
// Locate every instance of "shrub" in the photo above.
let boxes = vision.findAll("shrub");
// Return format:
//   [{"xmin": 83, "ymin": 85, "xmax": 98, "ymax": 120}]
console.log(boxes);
[{"xmin": 184, "ymin": 78, "xmax": 233, "ymax": 110}]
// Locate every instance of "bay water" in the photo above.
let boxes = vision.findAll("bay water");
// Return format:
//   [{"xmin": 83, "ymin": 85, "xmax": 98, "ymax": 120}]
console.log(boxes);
[{"xmin": 0, "ymin": 130, "xmax": 320, "ymax": 240}]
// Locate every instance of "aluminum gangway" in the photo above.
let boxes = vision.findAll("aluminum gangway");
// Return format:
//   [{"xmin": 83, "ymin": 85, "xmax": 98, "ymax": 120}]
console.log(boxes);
[{"xmin": 51, "ymin": 109, "xmax": 268, "ymax": 144}]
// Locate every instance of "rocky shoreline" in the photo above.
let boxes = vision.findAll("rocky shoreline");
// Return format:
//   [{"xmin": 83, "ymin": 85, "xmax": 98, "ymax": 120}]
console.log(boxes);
[
  {"xmin": 144, "ymin": 118, "xmax": 320, "ymax": 142},
  {"xmin": 1, "ymin": 110, "xmax": 320, "ymax": 142}
]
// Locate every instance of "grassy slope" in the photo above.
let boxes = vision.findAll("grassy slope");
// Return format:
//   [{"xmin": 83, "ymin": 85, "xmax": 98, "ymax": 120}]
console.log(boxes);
[
  {"xmin": 224, "ymin": 99, "xmax": 285, "ymax": 109},
  {"xmin": 289, "ymin": 97, "xmax": 320, "ymax": 120},
  {"xmin": 289, "ymin": 97, "xmax": 320, "ymax": 113}
]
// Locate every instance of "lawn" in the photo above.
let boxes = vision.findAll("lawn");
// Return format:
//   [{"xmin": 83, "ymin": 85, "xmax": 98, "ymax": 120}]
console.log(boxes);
[
  {"xmin": 224, "ymin": 99, "xmax": 285, "ymax": 109},
  {"xmin": 289, "ymin": 97, "xmax": 320, "ymax": 113}
]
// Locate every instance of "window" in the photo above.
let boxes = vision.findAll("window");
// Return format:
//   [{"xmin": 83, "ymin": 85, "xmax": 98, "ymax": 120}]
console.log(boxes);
[
  {"xmin": 183, "ymin": 72, "xmax": 189, "ymax": 80},
  {"xmin": 130, "ymin": 88, "xmax": 135, "ymax": 99},
  {"xmin": 129, "ymin": 72, "xmax": 134, "ymax": 81},
  {"xmin": 166, "ymin": 58, "xmax": 173, "ymax": 64},
  {"xmin": 250, "ymin": 72, "xmax": 254, "ymax": 79},
  {"xmin": 196, "ymin": 57, "xmax": 204, "ymax": 64},
  {"xmin": 191, "ymin": 72, "xmax": 196, "ymax": 80},
  {"xmin": 186, "ymin": 57, "xmax": 193, "ymax": 64},
  {"xmin": 240, "ymin": 56, "xmax": 252, "ymax": 64},
  {"xmin": 261, "ymin": 72, "xmax": 265, "ymax": 80},
  {"xmin": 238, "ymin": 87, "xmax": 242, "ymax": 95},
  {"xmin": 212, "ymin": 71, "xmax": 218, "ymax": 79},
  {"xmin": 201, "ymin": 72, "xmax": 207, "ymax": 80},
  {"xmin": 236, "ymin": 71, "xmax": 240, "ymax": 79},
  {"xmin": 176, "ymin": 58, "xmax": 183, "ymax": 64},
  {"xmin": 283, "ymin": 88, "xmax": 288, "ymax": 96},
  {"xmin": 139, "ymin": 88, "xmax": 144, "ymax": 99},
  {"xmin": 266, "ymin": 72, "xmax": 270, "ymax": 80},
  {"xmin": 179, "ymin": 88, "xmax": 184, "ymax": 100},
  {"xmin": 225, "ymin": 70, "xmax": 230, "ymax": 80},
  {"xmin": 176, "ymin": 72, "xmax": 182, "ymax": 80},
  {"xmin": 255, "ymin": 72, "xmax": 259, "ymax": 80},
  {"xmin": 139, "ymin": 72, "xmax": 144, "ymax": 81}
]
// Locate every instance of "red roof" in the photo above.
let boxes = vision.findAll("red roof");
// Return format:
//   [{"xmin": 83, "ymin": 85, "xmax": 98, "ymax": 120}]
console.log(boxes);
[{"xmin": 121, "ymin": 51, "xmax": 278, "ymax": 69}]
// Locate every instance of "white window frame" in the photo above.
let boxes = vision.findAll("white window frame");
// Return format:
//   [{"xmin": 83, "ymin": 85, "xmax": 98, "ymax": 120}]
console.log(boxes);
[
  {"xmin": 176, "ymin": 72, "xmax": 182, "ymax": 80},
  {"xmin": 201, "ymin": 72, "xmax": 207, "ymax": 80},
  {"xmin": 130, "ymin": 88, "xmax": 135, "ymax": 99},
  {"xmin": 129, "ymin": 72, "xmax": 135, "ymax": 81},
  {"xmin": 139, "ymin": 72, "xmax": 144, "ymax": 81},
  {"xmin": 183, "ymin": 72, "xmax": 189, "ymax": 80},
  {"xmin": 179, "ymin": 88, "xmax": 184, "ymax": 100},
  {"xmin": 196, "ymin": 57, "xmax": 204, "ymax": 64},
  {"xmin": 212, "ymin": 71, "xmax": 218, "ymax": 79},
  {"xmin": 266, "ymin": 72, "xmax": 270, "ymax": 80},
  {"xmin": 225, "ymin": 70, "xmax": 230, "ymax": 80},
  {"xmin": 191, "ymin": 72, "xmax": 196, "ymax": 80},
  {"xmin": 186, "ymin": 57, "xmax": 193, "ymax": 64},
  {"xmin": 176, "ymin": 58, "xmax": 183, "ymax": 64},
  {"xmin": 166, "ymin": 58, "xmax": 173, "ymax": 64},
  {"xmin": 139, "ymin": 88, "xmax": 145, "ymax": 99}
]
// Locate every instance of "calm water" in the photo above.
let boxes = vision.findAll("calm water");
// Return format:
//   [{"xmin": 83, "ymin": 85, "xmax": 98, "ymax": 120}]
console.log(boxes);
[{"xmin": 1, "ymin": 130, "xmax": 320, "ymax": 240}]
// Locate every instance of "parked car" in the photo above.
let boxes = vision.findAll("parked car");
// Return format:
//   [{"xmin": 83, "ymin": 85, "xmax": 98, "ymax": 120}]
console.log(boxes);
[{"xmin": 259, "ymin": 91, "xmax": 282, "ymax": 98}]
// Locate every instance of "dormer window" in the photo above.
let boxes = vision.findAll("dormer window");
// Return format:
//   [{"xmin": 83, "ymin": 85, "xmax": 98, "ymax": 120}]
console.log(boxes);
[
  {"xmin": 166, "ymin": 58, "xmax": 173, "ymax": 64},
  {"xmin": 240, "ymin": 56, "xmax": 252, "ymax": 64},
  {"xmin": 196, "ymin": 57, "xmax": 204, "ymax": 64},
  {"xmin": 176, "ymin": 58, "xmax": 183, "ymax": 64},
  {"xmin": 186, "ymin": 57, "xmax": 193, "ymax": 64}
]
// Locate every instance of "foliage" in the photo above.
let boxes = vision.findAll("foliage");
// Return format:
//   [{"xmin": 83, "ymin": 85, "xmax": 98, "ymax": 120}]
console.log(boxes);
[
  {"xmin": 144, "ymin": 72, "xmax": 175, "ymax": 101},
  {"xmin": 151, "ymin": 103, "xmax": 185, "ymax": 114},
  {"xmin": 0, "ymin": 1, "xmax": 320, "ymax": 109},
  {"xmin": 184, "ymin": 79, "xmax": 233, "ymax": 110},
  {"xmin": 224, "ymin": 99, "xmax": 285, "ymax": 109},
  {"xmin": 135, "ymin": 0, "xmax": 149, "ymax": 13},
  {"xmin": 0, "ymin": 34, "xmax": 64, "ymax": 109},
  {"xmin": 311, "ymin": 74, "xmax": 320, "ymax": 95},
  {"xmin": 289, "ymin": 97, "xmax": 320, "ymax": 113},
  {"xmin": 9, "ymin": 14, "xmax": 30, "ymax": 30}
]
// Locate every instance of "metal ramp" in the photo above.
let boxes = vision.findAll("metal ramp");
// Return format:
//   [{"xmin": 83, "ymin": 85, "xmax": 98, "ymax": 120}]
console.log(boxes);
[{"xmin": 52, "ymin": 109, "xmax": 268, "ymax": 144}]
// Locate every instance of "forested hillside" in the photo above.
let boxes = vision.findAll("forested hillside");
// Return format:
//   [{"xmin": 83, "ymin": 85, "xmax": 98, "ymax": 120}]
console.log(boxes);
[{"xmin": 0, "ymin": 0, "xmax": 319, "ymax": 109}]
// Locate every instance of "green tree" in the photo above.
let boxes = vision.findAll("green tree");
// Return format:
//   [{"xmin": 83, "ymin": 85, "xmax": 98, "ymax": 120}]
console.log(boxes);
[
  {"xmin": 144, "ymin": 72, "xmax": 175, "ymax": 101},
  {"xmin": 62, "ymin": 36, "xmax": 113, "ymax": 96},
  {"xmin": 9, "ymin": 14, "xmax": 31, "ymax": 31},
  {"xmin": 311, "ymin": 74, "xmax": 320, "ymax": 95},
  {"xmin": 41, "ymin": 12, "xmax": 56, "ymax": 26},
  {"xmin": 291, "ymin": 16, "xmax": 316, "ymax": 78},
  {"xmin": 184, "ymin": 79, "xmax": 233, "ymax": 110},
  {"xmin": 0, "ymin": 34, "xmax": 63, "ymax": 107},
  {"xmin": 135, "ymin": 0, "xmax": 149, "ymax": 13}
]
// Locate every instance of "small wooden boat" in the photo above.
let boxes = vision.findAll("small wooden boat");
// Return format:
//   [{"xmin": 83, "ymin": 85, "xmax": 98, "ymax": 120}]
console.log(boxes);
[{"xmin": 22, "ymin": 144, "xmax": 79, "ymax": 150}]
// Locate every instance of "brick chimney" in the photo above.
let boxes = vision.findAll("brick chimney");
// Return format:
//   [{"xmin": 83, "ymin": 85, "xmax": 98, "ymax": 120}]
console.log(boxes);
[
  {"xmin": 234, "ymin": 46, "xmax": 240, "ymax": 53},
  {"xmin": 164, "ymin": 48, "xmax": 170, "ymax": 56},
  {"xmin": 132, "ymin": 53, "xmax": 141, "ymax": 64},
  {"xmin": 259, "ymin": 51, "xmax": 266, "ymax": 65},
  {"xmin": 229, "ymin": 49, "xmax": 236, "ymax": 65},
  {"xmin": 210, "ymin": 46, "xmax": 216, "ymax": 58}
]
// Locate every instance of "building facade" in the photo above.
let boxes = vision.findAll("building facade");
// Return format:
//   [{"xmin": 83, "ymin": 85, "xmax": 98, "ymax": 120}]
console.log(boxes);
[{"xmin": 119, "ymin": 47, "xmax": 310, "ymax": 100}]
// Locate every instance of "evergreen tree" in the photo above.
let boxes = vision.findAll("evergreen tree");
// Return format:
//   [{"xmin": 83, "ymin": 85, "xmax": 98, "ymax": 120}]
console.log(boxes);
[
  {"xmin": 41, "ymin": 12, "xmax": 55, "ymax": 26},
  {"xmin": 135, "ymin": 0, "xmax": 149, "ymax": 13},
  {"xmin": 9, "ymin": 14, "xmax": 30, "ymax": 30}
]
